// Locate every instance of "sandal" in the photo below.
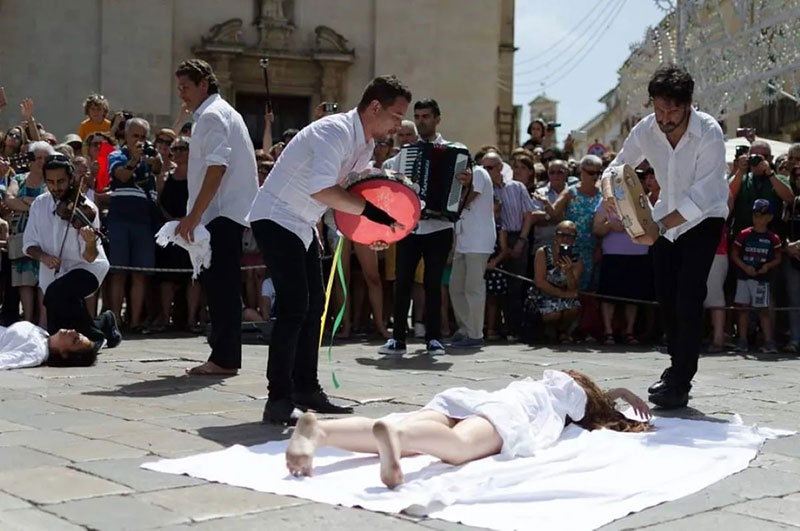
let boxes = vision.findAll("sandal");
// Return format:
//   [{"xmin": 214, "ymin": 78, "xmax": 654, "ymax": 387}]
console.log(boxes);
[
  {"xmin": 603, "ymin": 334, "xmax": 615, "ymax": 345},
  {"xmin": 625, "ymin": 334, "xmax": 640, "ymax": 345}
]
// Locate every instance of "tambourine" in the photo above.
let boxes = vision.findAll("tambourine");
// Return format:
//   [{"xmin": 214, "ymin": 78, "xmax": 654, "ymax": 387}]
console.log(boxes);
[
  {"xmin": 606, "ymin": 164, "xmax": 655, "ymax": 238},
  {"xmin": 334, "ymin": 170, "xmax": 421, "ymax": 245}
]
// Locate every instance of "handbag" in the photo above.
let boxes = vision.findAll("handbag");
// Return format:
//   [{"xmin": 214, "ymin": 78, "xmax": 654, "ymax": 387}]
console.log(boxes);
[{"xmin": 7, "ymin": 233, "xmax": 24, "ymax": 260}]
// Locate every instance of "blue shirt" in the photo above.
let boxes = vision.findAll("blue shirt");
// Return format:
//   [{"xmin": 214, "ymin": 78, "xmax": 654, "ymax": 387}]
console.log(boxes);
[{"xmin": 108, "ymin": 147, "xmax": 157, "ymax": 224}]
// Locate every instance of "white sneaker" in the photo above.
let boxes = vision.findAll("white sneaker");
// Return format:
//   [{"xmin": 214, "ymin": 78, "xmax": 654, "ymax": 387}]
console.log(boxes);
[
  {"xmin": 378, "ymin": 339, "xmax": 406, "ymax": 355},
  {"xmin": 426, "ymin": 339, "xmax": 446, "ymax": 355},
  {"xmin": 414, "ymin": 322, "xmax": 426, "ymax": 339}
]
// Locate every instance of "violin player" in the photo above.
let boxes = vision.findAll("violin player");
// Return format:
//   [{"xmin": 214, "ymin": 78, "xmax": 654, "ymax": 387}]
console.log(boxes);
[{"xmin": 22, "ymin": 154, "xmax": 121, "ymax": 352}]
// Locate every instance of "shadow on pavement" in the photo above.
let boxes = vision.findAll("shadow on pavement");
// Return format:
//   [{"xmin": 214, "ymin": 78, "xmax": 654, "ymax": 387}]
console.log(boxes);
[
  {"xmin": 355, "ymin": 355, "xmax": 453, "ymax": 371},
  {"xmin": 197, "ymin": 421, "xmax": 290, "ymax": 447},
  {"xmin": 84, "ymin": 374, "xmax": 229, "ymax": 397},
  {"xmin": 652, "ymin": 406, "xmax": 729, "ymax": 423}
]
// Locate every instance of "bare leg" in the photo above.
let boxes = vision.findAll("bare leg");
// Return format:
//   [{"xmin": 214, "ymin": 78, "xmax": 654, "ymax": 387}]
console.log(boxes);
[
  {"xmin": 601, "ymin": 301, "xmax": 614, "ymax": 335},
  {"xmin": 286, "ymin": 410, "xmax": 452, "ymax": 478},
  {"xmin": 37, "ymin": 289, "xmax": 45, "ymax": 329},
  {"xmin": 186, "ymin": 280, "xmax": 202, "ymax": 327},
  {"xmin": 710, "ymin": 308, "xmax": 725, "ymax": 347},
  {"xmin": 160, "ymin": 281, "xmax": 176, "ymax": 326},
  {"xmin": 19, "ymin": 286, "xmax": 34, "ymax": 323},
  {"xmin": 373, "ymin": 414, "xmax": 502, "ymax": 488},
  {"xmin": 737, "ymin": 307, "xmax": 749, "ymax": 344},
  {"xmin": 129, "ymin": 274, "xmax": 147, "ymax": 328},
  {"xmin": 354, "ymin": 243, "xmax": 389, "ymax": 338},
  {"xmin": 759, "ymin": 309, "xmax": 773, "ymax": 343},
  {"xmin": 109, "ymin": 274, "xmax": 126, "ymax": 325},
  {"xmin": 624, "ymin": 304, "xmax": 638, "ymax": 336}
]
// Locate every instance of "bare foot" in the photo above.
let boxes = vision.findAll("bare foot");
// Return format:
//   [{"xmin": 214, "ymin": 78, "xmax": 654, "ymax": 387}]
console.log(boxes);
[
  {"xmin": 185, "ymin": 361, "xmax": 238, "ymax": 376},
  {"xmin": 286, "ymin": 412, "xmax": 323, "ymax": 477},
  {"xmin": 372, "ymin": 420, "xmax": 404, "ymax": 488}
]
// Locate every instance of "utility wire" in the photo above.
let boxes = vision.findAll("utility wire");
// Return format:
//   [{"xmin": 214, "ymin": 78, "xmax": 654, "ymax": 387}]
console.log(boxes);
[
  {"xmin": 515, "ymin": 0, "xmax": 627, "ymax": 92},
  {"xmin": 512, "ymin": 0, "xmax": 612, "ymax": 69}
]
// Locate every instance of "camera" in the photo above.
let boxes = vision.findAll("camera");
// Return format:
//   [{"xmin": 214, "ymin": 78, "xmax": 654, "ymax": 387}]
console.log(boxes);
[
  {"xmin": 140, "ymin": 141, "xmax": 157, "ymax": 158},
  {"xmin": 558, "ymin": 244, "xmax": 574, "ymax": 260},
  {"xmin": 734, "ymin": 145, "xmax": 749, "ymax": 159},
  {"xmin": 547, "ymin": 121, "xmax": 561, "ymax": 130},
  {"xmin": 748, "ymin": 154, "xmax": 764, "ymax": 168},
  {"xmin": 323, "ymin": 102, "xmax": 338, "ymax": 113}
]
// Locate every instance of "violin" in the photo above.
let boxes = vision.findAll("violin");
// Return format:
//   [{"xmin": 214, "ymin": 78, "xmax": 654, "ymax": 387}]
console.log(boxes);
[{"xmin": 53, "ymin": 183, "xmax": 108, "ymax": 245}]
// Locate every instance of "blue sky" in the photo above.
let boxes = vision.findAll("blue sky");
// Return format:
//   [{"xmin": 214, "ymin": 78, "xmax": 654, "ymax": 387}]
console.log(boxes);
[{"xmin": 513, "ymin": 0, "xmax": 667, "ymax": 142}]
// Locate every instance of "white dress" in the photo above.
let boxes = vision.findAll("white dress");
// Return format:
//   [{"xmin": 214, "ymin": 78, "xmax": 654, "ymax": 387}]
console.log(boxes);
[{"xmin": 423, "ymin": 370, "xmax": 588, "ymax": 458}]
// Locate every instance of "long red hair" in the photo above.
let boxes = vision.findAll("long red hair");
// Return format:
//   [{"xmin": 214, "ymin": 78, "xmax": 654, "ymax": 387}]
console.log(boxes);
[{"xmin": 564, "ymin": 370, "xmax": 653, "ymax": 433}]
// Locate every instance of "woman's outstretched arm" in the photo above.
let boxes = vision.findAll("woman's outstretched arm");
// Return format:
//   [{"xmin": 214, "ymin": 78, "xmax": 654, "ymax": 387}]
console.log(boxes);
[{"xmin": 605, "ymin": 388, "xmax": 652, "ymax": 419}]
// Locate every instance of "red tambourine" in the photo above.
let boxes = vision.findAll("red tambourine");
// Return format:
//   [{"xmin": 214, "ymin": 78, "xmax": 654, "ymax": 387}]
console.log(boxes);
[{"xmin": 334, "ymin": 173, "xmax": 421, "ymax": 245}]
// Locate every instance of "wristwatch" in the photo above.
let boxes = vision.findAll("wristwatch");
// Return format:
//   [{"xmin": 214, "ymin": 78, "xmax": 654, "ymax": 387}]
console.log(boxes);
[{"xmin": 656, "ymin": 220, "xmax": 668, "ymax": 236}]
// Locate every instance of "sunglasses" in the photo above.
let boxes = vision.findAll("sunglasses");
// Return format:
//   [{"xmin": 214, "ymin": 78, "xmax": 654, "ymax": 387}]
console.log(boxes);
[
  {"xmin": 45, "ymin": 154, "xmax": 71, "ymax": 164},
  {"xmin": 548, "ymin": 169, "xmax": 566, "ymax": 175},
  {"xmin": 155, "ymin": 137, "xmax": 173, "ymax": 145},
  {"xmin": 582, "ymin": 169, "xmax": 602, "ymax": 176},
  {"xmin": 7, "ymin": 132, "xmax": 21, "ymax": 140},
  {"xmin": 555, "ymin": 231, "xmax": 577, "ymax": 239},
  {"xmin": 483, "ymin": 164, "xmax": 499, "ymax": 170},
  {"xmin": 170, "ymin": 145, "xmax": 189, "ymax": 153}
]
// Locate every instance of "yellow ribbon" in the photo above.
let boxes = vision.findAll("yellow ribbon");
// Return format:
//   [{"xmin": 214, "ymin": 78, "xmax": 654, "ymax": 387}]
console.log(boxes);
[{"xmin": 319, "ymin": 236, "xmax": 346, "ymax": 387}]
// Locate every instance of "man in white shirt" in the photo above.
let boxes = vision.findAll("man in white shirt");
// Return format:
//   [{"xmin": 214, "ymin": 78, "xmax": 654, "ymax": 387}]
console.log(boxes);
[
  {"xmin": 0, "ymin": 321, "xmax": 102, "ymax": 370},
  {"xmin": 448, "ymin": 165, "xmax": 495, "ymax": 347},
  {"xmin": 23, "ymin": 154, "xmax": 121, "ymax": 352},
  {"xmin": 601, "ymin": 65, "xmax": 728, "ymax": 409},
  {"xmin": 173, "ymin": 59, "xmax": 259, "ymax": 376},
  {"xmin": 247, "ymin": 75, "xmax": 410, "ymax": 425},
  {"xmin": 379, "ymin": 99, "xmax": 456, "ymax": 356}
]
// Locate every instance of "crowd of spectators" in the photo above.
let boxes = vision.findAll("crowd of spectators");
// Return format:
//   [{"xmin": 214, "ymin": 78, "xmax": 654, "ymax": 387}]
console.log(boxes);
[{"xmin": 0, "ymin": 85, "xmax": 799, "ymax": 354}]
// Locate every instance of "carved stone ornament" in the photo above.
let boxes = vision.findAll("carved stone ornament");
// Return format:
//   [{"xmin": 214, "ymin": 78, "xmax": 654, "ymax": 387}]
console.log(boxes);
[
  {"xmin": 315, "ymin": 25, "xmax": 353, "ymax": 54},
  {"xmin": 201, "ymin": 18, "xmax": 243, "ymax": 46},
  {"xmin": 257, "ymin": 0, "xmax": 295, "ymax": 49}
]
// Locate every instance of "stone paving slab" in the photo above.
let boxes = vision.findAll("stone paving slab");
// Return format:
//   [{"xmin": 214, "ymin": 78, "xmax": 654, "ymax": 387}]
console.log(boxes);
[
  {"xmin": 44, "ymin": 494, "xmax": 189, "ymax": 530},
  {"xmin": 0, "ymin": 465, "xmax": 132, "ymax": 504},
  {"xmin": 1, "ymin": 335, "xmax": 799, "ymax": 530}
]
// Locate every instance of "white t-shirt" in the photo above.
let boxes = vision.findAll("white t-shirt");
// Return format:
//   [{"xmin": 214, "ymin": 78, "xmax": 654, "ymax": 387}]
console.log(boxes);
[
  {"xmin": 455, "ymin": 167, "xmax": 496, "ymax": 254},
  {"xmin": 0, "ymin": 321, "xmax": 50, "ymax": 369}
]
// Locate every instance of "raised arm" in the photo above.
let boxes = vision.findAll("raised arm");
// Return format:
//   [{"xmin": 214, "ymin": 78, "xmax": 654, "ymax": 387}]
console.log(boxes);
[{"xmin": 605, "ymin": 388, "xmax": 652, "ymax": 419}]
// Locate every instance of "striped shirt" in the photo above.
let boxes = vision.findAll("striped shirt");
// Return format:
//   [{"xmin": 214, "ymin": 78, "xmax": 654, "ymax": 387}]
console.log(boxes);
[{"xmin": 494, "ymin": 179, "xmax": 536, "ymax": 232}]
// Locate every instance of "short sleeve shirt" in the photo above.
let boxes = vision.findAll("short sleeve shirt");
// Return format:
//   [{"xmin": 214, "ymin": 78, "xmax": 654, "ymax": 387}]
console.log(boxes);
[{"xmin": 734, "ymin": 227, "xmax": 782, "ymax": 281}]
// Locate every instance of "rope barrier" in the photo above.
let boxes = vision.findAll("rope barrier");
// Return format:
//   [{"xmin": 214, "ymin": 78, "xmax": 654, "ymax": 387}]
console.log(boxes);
[
  {"xmin": 493, "ymin": 267, "xmax": 800, "ymax": 313},
  {"xmin": 107, "ymin": 254, "xmax": 334, "ymax": 274}
]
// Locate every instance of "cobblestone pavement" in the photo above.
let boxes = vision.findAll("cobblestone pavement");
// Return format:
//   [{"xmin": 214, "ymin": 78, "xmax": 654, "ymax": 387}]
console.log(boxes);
[{"xmin": 0, "ymin": 332, "xmax": 799, "ymax": 530}]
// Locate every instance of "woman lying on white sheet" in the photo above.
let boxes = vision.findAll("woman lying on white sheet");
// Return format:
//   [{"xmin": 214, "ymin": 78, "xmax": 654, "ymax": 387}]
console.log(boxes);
[{"xmin": 286, "ymin": 369, "xmax": 652, "ymax": 488}]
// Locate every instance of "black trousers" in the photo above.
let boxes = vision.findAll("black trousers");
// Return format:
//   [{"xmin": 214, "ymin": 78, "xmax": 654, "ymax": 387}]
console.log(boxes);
[
  {"xmin": 252, "ymin": 220, "xmax": 323, "ymax": 401},
  {"xmin": 504, "ymin": 232, "xmax": 529, "ymax": 336},
  {"xmin": 393, "ymin": 228, "xmax": 453, "ymax": 343},
  {"xmin": 653, "ymin": 217, "xmax": 724, "ymax": 390},
  {"xmin": 203, "ymin": 216, "xmax": 244, "ymax": 369},
  {"xmin": 44, "ymin": 269, "xmax": 105, "ymax": 345}
]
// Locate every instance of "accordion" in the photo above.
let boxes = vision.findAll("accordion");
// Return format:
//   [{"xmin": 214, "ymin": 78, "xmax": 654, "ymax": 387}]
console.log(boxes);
[
  {"xmin": 396, "ymin": 142, "xmax": 470, "ymax": 221},
  {"xmin": 606, "ymin": 164, "xmax": 655, "ymax": 238}
]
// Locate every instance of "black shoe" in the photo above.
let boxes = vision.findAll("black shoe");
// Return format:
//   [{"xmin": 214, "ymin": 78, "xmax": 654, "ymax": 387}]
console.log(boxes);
[
  {"xmin": 293, "ymin": 389, "xmax": 354, "ymax": 414},
  {"xmin": 647, "ymin": 368, "xmax": 673, "ymax": 394},
  {"xmin": 648, "ymin": 386, "xmax": 689, "ymax": 409},
  {"xmin": 103, "ymin": 310, "xmax": 123, "ymax": 349},
  {"xmin": 262, "ymin": 398, "xmax": 302, "ymax": 426}
]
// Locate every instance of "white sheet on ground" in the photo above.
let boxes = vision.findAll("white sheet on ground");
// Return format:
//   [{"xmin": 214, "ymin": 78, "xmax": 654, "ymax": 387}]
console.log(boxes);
[{"xmin": 142, "ymin": 415, "xmax": 791, "ymax": 531}]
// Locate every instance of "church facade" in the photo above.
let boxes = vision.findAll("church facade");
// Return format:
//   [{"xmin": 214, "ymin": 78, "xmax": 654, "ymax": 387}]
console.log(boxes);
[{"xmin": 0, "ymin": 0, "xmax": 516, "ymax": 152}]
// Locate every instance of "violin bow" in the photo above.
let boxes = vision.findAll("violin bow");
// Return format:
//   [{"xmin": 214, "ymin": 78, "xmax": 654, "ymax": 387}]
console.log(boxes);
[{"xmin": 54, "ymin": 173, "xmax": 89, "ymax": 274}]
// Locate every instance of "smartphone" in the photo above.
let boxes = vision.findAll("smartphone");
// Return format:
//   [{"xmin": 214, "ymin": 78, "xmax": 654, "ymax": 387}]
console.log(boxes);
[
  {"xmin": 323, "ymin": 102, "xmax": 338, "ymax": 113},
  {"xmin": 558, "ymin": 244, "xmax": 574, "ymax": 260},
  {"xmin": 0, "ymin": 86, "xmax": 7, "ymax": 109}
]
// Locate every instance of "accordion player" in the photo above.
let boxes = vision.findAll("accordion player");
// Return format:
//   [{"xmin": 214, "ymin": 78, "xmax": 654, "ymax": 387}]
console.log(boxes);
[{"xmin": 396, "ymin": 142, "xmax": 471, "ymax": 221}]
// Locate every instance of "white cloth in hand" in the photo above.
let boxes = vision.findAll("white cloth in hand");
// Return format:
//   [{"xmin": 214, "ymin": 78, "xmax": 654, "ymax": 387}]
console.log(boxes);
[{"xmin": 155, "ymin": 221, "xmax": 211, "ymax": 279}]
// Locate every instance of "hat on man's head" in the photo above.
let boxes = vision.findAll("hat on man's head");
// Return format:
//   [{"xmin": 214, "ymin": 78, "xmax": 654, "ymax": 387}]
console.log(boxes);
[
  {"xmin": 63, "ymin": 134, "xmax": 83, "ymax": 151},
  {"xmin": 752, "ymin": 198, "xmax": 773, "ymax": 214}
]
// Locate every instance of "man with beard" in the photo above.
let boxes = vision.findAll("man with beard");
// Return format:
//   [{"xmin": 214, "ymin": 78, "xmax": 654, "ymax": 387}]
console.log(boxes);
[
  {"xmin": 23, "ymin": 154, "xmax": 121, "ymax": 352},
  {"xmin": 601, "ymin": 65, "xmax": 728, "ymax": 409}
]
